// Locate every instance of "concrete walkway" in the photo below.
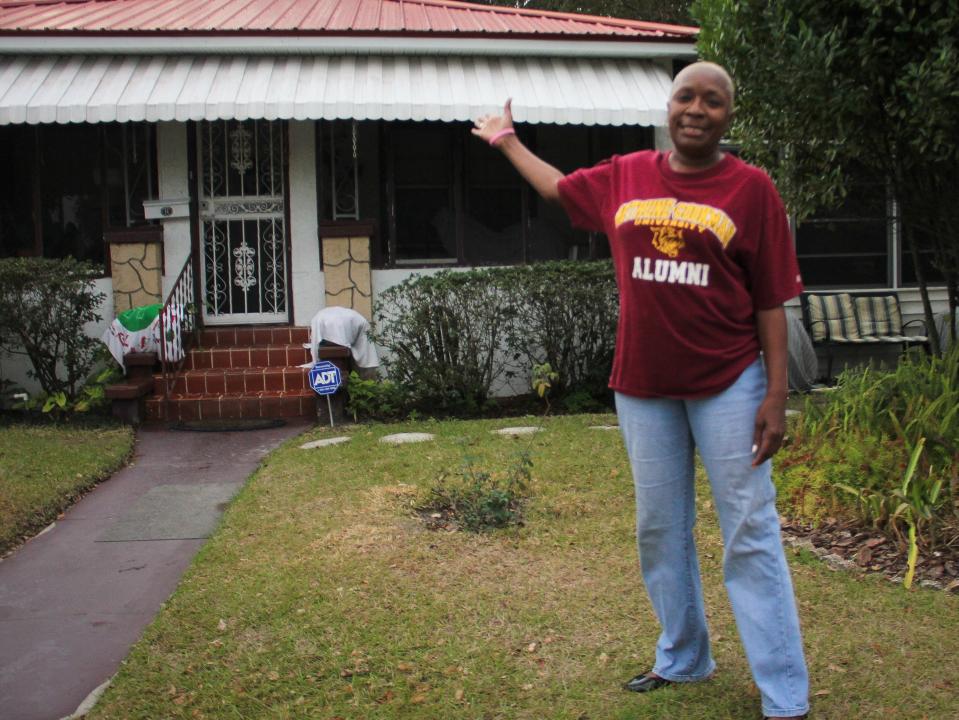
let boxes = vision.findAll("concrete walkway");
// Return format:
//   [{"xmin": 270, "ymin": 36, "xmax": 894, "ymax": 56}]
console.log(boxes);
[{"xmin": 0, "ymin": 421, "xmax": 310, "ymax": 720}]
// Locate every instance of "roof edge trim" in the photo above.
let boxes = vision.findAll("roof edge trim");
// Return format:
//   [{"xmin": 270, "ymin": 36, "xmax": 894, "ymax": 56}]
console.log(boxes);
[{"xmin": 0, "ymin": 34, "xmax": 698, "ymax": 58}]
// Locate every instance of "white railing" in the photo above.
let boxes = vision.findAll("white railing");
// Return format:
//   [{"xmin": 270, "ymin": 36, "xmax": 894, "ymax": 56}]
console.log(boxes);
[{"xmin": 158, "ymin": 257, "xmax": 197, "ymax": 407}]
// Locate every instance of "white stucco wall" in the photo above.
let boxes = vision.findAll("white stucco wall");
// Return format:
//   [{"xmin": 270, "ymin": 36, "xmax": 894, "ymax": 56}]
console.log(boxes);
[
  {"xmin": 288, "ymin": 120, "xmax": 324, "ymax": 326},
  {"xmin": 156, "ymin": 122, "xmax": 192, "ymax": 294}
]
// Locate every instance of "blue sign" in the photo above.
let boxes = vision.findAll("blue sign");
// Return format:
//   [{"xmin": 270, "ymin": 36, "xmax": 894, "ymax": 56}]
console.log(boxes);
[{"xmin": 308, "ymin": 361, "xmax": 342, "ymax": 396}]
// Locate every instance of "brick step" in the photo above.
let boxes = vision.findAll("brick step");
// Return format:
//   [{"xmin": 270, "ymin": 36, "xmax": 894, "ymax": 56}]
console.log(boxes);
[
  {"xmin": 184, "ymin": 344, "xmax": 311, "ymax": 370},
  {"xmin": 145, "ymin": 390, "xmax": 316, "ymax": 422},
  {"xmin": 198, "ymin": 326, "xmax": 310, "ymax": 348},
  {"xmin": 159, "ymin": 366, "xmax": 313, "ymax": 395}
]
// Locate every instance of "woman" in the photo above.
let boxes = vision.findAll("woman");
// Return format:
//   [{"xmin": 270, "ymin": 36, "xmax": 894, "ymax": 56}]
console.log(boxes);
[{"xmin": 472, "ymin": 62, "xmax": 809, "ymax": 719}]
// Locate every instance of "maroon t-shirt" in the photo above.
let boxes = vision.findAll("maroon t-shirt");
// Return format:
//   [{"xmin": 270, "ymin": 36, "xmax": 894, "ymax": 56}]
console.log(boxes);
[{"xmin": 558, "ymin": 150, "xmax": 803, "ymax": 399}]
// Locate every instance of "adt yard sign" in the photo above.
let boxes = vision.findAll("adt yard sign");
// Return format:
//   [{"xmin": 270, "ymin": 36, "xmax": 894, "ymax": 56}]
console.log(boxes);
[{"xmin": 309, "ymin": 361, "xmax": 341, "ymax": 396}]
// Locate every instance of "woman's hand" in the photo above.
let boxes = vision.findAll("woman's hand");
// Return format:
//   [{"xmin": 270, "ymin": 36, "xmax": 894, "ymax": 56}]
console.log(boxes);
[
  {"xmin": 753, "ymin": 306, "xmax": 789, "ymax": 467},
  {"xmin": 752, "ymin": 391, "xmax": 787, "ymax": 467},
  {"xmin": 472, "ymin": 98, "xmax": 515, "ymax": 146},
  {"xmin": 470, "ymin": 98, "xmax": 563, "ymax": 203}
]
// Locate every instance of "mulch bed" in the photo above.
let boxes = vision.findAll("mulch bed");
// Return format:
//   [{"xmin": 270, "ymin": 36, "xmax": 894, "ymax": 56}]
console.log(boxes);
[{"xmin": 781, "ymin": 517, "xmax": 959, "ymax": 592}]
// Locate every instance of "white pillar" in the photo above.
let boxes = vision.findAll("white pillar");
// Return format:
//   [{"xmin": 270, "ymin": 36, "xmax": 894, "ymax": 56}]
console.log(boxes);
[
  {"xmin": 288, "ymin": 121, "xmax": 324, "ymax": 326},
  {"xmin": 156, "ymin": 121, "xmax": 192, "ymax": 294}
]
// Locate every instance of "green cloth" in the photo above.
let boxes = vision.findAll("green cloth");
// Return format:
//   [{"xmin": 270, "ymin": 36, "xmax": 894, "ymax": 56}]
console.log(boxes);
[{"xmin": 116, "ymin": 304, "xmax": 162, "ymax": 332}]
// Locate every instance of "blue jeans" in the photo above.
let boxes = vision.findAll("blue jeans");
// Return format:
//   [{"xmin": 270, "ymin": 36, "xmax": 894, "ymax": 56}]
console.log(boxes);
[{"xmin": 615, "ymin": 360, "xmax": 809, "ymax": 718}]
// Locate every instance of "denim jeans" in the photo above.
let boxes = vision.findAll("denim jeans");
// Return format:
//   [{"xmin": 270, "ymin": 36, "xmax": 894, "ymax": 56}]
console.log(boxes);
[{"xmin": 615, "ymin": 359, "xmax": 809, "ymax": 718}]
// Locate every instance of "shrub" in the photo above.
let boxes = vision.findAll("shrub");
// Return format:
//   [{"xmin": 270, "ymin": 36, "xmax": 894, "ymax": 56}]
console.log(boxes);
[
  {"xmin": 372, "ymin": 262, "xmax": 618, "ymax": 415},
  {"xmin": 0, "ymin": 258, "xmax": 105, "ymax": 398},
  {"xmin": 419, "ymin": 451, "xmax": 532, "ymax": 532},
  {"xmin": 345, "ymin": 371, "xmax": 411, "ymax": 422},
  {"xmin": 777, "ymin": 348, "xmax": 959, "ymax": 557},
  {"xmin": 502, "ymin": 261, "xmax": 618, "ymax": 400},
  {"xmin": 373, "ymin": 269, "xmax": 519, "ymax": 415}
]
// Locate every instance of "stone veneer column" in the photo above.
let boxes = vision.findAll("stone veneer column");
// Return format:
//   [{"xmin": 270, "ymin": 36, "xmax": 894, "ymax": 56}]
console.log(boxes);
[
  {"xmin": 106, "ymin": 227, "xmax": 165, "ymax": 314},
  {"xmin": 319, "ymin": 223, "xmax": 374, "ymax": 321}
]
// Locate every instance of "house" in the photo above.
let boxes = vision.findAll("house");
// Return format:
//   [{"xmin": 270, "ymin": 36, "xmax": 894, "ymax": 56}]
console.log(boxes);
[{"xmin": 0, "ymin": 0, "xmax": 945, "ymax": 416}]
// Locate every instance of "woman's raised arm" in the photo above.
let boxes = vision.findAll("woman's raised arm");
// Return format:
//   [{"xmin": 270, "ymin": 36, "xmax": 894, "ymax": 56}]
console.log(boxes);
[{"xmin": 472, "ymin": 99, "xmax": 564, "ymax": 205}]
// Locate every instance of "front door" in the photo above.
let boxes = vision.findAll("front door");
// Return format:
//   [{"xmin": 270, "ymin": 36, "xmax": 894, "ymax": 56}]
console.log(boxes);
[{"xmin": 197, "ymin": 120, "xmax": 289, "ymax": 325}]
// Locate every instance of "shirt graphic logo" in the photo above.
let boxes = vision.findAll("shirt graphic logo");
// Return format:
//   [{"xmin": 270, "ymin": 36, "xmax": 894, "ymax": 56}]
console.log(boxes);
[
  {"xmin": 632, "ymin": 256, "xmax": 710, "ymax": 287},
  {"xmin": 650, "ymin": 226, "xmax": 685, "ymax": 258},
  {"xmin": 615, "ymin": 198, "xmax": 737, "ymax": 248}
]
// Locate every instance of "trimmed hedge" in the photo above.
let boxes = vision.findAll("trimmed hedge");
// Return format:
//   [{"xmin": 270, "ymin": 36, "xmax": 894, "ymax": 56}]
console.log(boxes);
[{"xmin": 372, "ymin": 261, "xmax": 617, "ymax": 414}]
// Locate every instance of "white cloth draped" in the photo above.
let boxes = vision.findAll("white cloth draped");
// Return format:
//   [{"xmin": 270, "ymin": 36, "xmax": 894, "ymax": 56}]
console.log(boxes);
[{"xmin": 308, "ymin": 306, "xmax": 379, "ymax": 369}]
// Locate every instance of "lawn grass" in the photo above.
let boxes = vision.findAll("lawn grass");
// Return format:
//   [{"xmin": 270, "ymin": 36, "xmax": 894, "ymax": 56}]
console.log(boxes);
[
  {"xmin": 0, "ymin": 421, "xmax": 134, "ymax": 554},
  {"xmin": 89, "ymin": 415, "xmax": 957, "ymax": 720}
]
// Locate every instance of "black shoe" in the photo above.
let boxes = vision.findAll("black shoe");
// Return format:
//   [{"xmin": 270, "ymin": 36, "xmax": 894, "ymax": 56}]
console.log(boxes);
[{"xmin": 623, "ymin": 673, "xmax": 672, "ymax": 693}]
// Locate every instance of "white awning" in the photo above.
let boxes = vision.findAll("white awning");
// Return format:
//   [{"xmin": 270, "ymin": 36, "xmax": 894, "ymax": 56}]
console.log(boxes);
[{"xmin": 0, "ymin": 54, "xmax": 671, "ymax": 126}]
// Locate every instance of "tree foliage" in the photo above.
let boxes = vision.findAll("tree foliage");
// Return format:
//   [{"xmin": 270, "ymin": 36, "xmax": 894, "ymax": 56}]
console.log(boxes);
[{"xmin": 695, "ymin": 0, "xmax": 959, "ymax": 351}]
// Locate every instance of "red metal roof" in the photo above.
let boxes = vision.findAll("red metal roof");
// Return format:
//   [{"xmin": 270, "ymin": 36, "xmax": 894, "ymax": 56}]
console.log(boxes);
[{"xmin": 0, "ymin": 0, "xmax": 697, "ymax": 39}]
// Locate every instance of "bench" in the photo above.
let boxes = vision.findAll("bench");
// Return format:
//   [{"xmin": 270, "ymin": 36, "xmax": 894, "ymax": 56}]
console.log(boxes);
[{"xmin": 799, "ymin": 291, "xmax": 929, "ymax": 379}]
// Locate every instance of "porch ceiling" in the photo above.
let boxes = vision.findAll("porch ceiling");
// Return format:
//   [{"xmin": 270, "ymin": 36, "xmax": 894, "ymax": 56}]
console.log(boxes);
[{"xmin": 0, "ymin": 54, "xmax": 671, "ymax": 126}]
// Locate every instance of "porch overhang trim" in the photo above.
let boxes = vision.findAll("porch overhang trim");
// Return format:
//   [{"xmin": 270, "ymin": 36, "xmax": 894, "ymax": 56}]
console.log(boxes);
[
  {"xmin": 0, "ymin": 54, "xmax": 673, "ymax": 126},
  {"xmin": 0, "ymin": 36, "xmax": 697, "ymax": 59}
]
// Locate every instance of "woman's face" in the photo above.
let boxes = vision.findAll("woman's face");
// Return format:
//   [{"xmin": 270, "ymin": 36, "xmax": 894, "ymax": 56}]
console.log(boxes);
[{"xmin": 667, "ymin": 68, "xmax": 733, "ymax": 160}]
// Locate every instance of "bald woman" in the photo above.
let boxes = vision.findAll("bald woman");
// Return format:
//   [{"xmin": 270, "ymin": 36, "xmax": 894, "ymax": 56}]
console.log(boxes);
[{"xmin": 473, "ymin": 62, "xmax": 810, "ymax": 719}]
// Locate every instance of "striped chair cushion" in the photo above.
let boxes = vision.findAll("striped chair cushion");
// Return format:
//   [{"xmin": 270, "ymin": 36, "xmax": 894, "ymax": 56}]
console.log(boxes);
[
  {"xmin": 806, "ymin": 293, "xmax": 861, "ymax": 342},
  {"xmin": 854, "ymin": 295, "xmax": 904, "ymax": 338}
]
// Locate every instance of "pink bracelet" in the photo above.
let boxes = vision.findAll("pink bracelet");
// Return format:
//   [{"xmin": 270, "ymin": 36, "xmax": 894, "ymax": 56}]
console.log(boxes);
[{"xmin": 488, "ymin": 128, "xmax": 516, "ymax": 147}]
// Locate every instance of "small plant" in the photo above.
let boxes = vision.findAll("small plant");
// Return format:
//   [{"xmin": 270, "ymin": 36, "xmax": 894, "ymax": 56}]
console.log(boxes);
[
  {"xmin": 531, "ymin": 362, "xmax": 559, "ymax": 413},
  {"xmin": 14, "ymin": 361, "xmax": 121, "ymax": 419},
  {"xmin": 419, "ymin": 450, "xmax": 532, "ymax": 533},
  {"xmin": 345, "ymin": 371, "xmax": 410, "ymax": 422}
]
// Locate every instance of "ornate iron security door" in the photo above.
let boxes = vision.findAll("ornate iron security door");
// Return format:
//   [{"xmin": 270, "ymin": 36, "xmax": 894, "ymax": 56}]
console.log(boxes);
[{"xmin": 198, "ymin": 120, "xmax": 288, "ymax": 325}]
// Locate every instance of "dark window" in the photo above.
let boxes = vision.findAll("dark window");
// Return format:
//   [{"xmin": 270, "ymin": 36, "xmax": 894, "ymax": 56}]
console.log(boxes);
[
  {"xmin": 900, "ymin": 223, "xmax": 945, "ymax": 286},
  {"xmin": 379, "ymin": 121, "xmax": 652, "ymax": 268},
  {"xmin": 389, "ymin": 122, "xmax": 457, "ymax": 263},
  {"xmin": 0, "ymin": 125, "xmax": 35, "ymax": 258},
  {"xmin": 795, "ymin": 175, "xmax": 890, "ymax": 287},
  {"xmin": 0, "ymin": 123, "xmax": 156, "ymax": 271}
]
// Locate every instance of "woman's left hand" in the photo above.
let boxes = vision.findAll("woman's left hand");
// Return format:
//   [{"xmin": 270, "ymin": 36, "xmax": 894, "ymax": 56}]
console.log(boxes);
[
  {"xmin": 472, "ymin": 98, "xmax": 515, "ymax": 145},
  {"xmin": 752, "ymin": 392, "xmax": 787, "ymax": 467}
]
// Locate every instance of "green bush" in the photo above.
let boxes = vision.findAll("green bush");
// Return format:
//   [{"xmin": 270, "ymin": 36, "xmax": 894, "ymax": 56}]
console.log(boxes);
[
  {"xmin": 419, "ymin": 451, "xmax": 532, "ymax": 532},
  {"xmin": 373, "ymin": 269, "xmax": 520, "ymax": 415},
  {"xmin": 777, "ymin": 348, "xmax": 959, "ymax": 556},
  {"xmin": 0, "ymin": 258, "xmax": 105, "ymax": 398},
  {"xmin": 345, "ymin": 371, "xmax": 410, "ymax": 422},
  {"xmin": 502, "ymin": 261, "xmax": 618, "ymax": 400},
  {"xmin": 372, "ymin": 262, "xmax": 618, "ymax": 415}
]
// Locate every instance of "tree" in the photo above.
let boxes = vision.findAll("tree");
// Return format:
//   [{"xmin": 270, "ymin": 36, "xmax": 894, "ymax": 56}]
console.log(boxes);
[{"xmin": 695, "ymin": 0, "xmax": 959, "ymax": 352}]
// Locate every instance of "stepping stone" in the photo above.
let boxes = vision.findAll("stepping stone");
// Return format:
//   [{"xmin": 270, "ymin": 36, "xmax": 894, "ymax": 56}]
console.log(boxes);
[
  {"xmin": 380, "ymin": 432, "xmax": 435, "ymax": 444},
  {"xmin": 300, "ymin": 436, "xmax": 351, "ymax": 449},
  {"xmin": 494, "ymin": 426, "xmax": 542, "ymax": 436},
  {"xmin": 786, "ymin": 409, "xmax": 800, "ymax": 417},
  {"xmin": 589, "ymin": 425, "xmax": 619, "ymax": 430}
]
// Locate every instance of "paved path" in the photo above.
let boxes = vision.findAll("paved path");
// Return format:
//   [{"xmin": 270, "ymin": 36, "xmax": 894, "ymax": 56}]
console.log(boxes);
[{"xmin": 0, "ymin": 421, "xmax": 309, "ymax": 720}]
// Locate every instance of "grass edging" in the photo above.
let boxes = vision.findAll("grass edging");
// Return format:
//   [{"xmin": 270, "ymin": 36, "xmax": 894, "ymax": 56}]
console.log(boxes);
[{"xmin": 0, "ymin": 420, "xmax": 135, "ymax": 556}]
